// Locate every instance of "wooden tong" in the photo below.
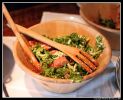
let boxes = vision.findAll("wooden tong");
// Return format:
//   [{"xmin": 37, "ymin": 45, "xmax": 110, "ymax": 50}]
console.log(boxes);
[
  {"xmin": 2, "ymin": 4, "xmax": 42, "ymax": 73},
  {"xmin": 3, "ymin": 4, "xmax": 99, "ymax": 74}
]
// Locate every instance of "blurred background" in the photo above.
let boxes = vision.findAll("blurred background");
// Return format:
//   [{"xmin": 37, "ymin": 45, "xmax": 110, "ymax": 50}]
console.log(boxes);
[
  {"xmin": 3, "ymin": 3, "xmax": 79, "ymax": 36},
  {"xmin": 3, "ymin": 3, "xmax": 120, "ymax": 50}
]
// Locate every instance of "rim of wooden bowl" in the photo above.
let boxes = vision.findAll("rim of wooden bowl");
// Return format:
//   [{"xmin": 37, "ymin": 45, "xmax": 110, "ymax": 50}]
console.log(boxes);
[{"xmin": 79, "ymin": 10, "xmax": 120, "ymax": 35}]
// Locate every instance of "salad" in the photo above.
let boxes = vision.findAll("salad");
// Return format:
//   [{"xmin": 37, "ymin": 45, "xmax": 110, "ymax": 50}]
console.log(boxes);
[
  {"xmin": 29, "ymin": 33, "xmax": 104, "ymax": 82},
  {"xmin": 98, "ymin": 5, "xmax": 120, "ymax": 30}
]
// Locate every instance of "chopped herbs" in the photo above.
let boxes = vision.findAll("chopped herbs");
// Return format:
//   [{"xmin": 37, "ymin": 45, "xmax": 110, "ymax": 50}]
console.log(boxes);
[
  {"xmin": 31, "ymin": 33, "xmax": 104, "ymax": 82},
  {"xmin": 85, "ymin": 36, "xmax": 105, "ymax": 59},
  {"xmin": 99, "ymin": 18, "xmax": 116, "ymax": 29},
  {"xmin": 32, "ymin": 44, "xmax": 56, "ymax": 65},
  {"xmin": 53, "ymin": 33, "xmax": 104, "ymax": 59},
  {"xmin": 52, "ymin": 33, "xmax": 89, "ymax": 49}
]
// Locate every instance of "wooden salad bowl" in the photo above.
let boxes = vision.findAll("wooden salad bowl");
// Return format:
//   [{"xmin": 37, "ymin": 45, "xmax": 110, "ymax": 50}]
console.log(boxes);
[
  {"xmin": 79, "ymin": 3, "xmax": 120, "ymax": 50},
  {"xmin": 13, "ymin": 20, "xmax": 111, "ymax": 93}
]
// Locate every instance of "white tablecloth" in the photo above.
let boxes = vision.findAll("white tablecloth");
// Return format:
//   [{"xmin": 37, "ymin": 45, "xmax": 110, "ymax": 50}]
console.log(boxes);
[{"xmin": 3, "ymin": 12, "xmax": 120, "ymax": 98}]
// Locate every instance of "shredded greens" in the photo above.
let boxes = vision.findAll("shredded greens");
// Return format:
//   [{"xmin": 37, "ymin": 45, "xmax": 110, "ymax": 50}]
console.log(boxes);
[
  {"xmin": 52, "ymin": 33, "xmax": 89, "ymax": 49},
  {"xmin": 32, "ymin": 44, "xmax": 57, "ymax": 64},
  {"xmin": 85, "ymin": 36, "xmax": 105, "ymax": 59},
  {"xmin": 99, "ymin": 18, "xmax": 116, "ymax": 29},
  {"xmin": 52, "ymin": 33, "xmax": 104, "ymax": 59},
  {"xmin": 31, "ymin": 33, "xmax": 104, "ymax": 82},
  {"xmin": 41, "ymin": 64, "xmax": 83, "ymax": 82}
]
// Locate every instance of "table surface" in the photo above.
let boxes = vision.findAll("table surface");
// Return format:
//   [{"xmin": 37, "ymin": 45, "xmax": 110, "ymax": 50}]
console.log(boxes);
[{"xmin": 3, "ymin": 3, "xmax": 79, "ymax": 36}]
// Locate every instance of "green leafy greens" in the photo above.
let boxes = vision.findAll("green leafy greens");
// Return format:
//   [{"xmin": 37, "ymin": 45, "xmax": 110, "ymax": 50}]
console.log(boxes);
[
  {"xmin": 99, "ymin": 18, "xmax": 116, "ymax": 29},
  {"xmin": 31, "ymin": 33, "xmax": 104, "ymax": 82}
]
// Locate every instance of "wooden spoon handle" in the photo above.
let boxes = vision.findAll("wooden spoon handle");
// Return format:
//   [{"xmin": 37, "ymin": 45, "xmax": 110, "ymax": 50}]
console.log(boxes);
[
  {"xmin": 9, "ymin": 23, "xmax": 67, "ymax": 51},
  {"xmin": 2, "ymin": 4, "xmax": 42, "ymax": 73}
]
